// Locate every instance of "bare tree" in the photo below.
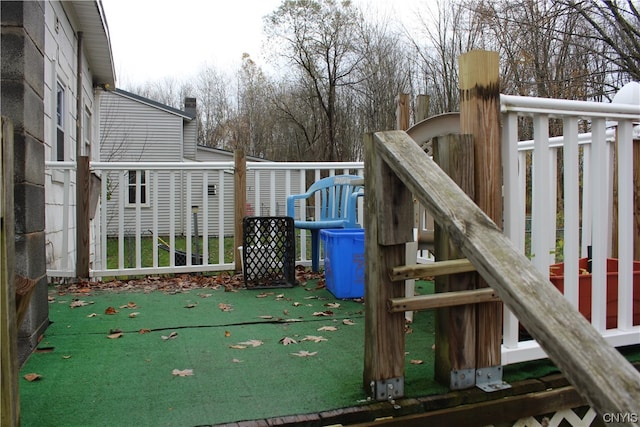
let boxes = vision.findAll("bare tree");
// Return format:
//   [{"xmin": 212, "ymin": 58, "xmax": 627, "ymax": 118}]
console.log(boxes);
[
  {"xmin": 564, "ymin": 0, "xmax": 640, "ymax": 84},
  {"xmin": 264, "ymin": 0, "xmax": 367, "ymax": 161}
]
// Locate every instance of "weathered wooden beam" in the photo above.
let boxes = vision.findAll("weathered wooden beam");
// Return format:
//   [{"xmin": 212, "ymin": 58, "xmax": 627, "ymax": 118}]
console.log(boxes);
[
  {"xmin": 234, "ymin": 149, "xmax": 246, "ymax": 273},
  {"xmin": 459, "ymin": 50, "xmax": 503, "ymax": 371},
  {"xmin": 349, "ymin": 386, "xmax": 587, "ymax": 427},
  {"xmin": 76, "ymin": 155, "xmax": 90, "ymax": 278},
  {"xmin": 389, "ymin": 288, "xmax": 500, "ymax": 313},
  {"xmin": 1, "ymin": 117, "xmax": 19, "ymax": 426},
  {"xmin": 362, "ymin": 133, "xmax": 413, "ymax": 400},
  {"xmin": 390, "ymin": 259, "xmax": 476, "ymax": 281},
  {"xmin": 432, "ymin": 133, "xmax": 477, "ymax": 388},
  {"xmin": 372, "ymin": 129, "xmax": 640, "ymax": 420}
]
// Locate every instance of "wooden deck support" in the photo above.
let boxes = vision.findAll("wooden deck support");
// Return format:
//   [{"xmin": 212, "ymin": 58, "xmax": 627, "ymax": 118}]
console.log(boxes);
[
  {"xmin": 234, "ymin": 149, "xmax": 246, "ymax": 273},
  {"xmin": 362, "ymin": 133, "xmax": 414, "ymax": 401},
  {"xmin": 432, "ymin": 133, "xmax": 477, "ymax": 388},
  {"xmin": 371, "ymin": 128, "xmax": 640, "ymax": 421},
  {"xmin": 1, "ymin": 117, "xmax": 19, "ymax": 426},
  {"xmin": 459, "ymin": 50, "xmax": 503, "ymax": 375}
]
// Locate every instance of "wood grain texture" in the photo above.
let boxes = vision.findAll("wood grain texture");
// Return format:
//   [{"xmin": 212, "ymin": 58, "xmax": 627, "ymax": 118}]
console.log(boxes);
[
  {"xmin": 373, "ymin": 129, "xmax": 640, "ymax": 420},
  {"xmin": 76, "ymin": 156, "xmax": 90, "ymax": 278},
  {"xmin": 1, "ymin": 116, "xmax": 19, "ymax": 426},
  {"xmin": 362, "ymin": 133, "xmax": 410, "ymax": 388},
  {"xmin": 234, "ymin": 150, "xmax": 246, "ymax": 273},
  {"xmin": 459, "ymin": 50, "xmax": 502, "ymax": 369},
  {"xmin": 390, "ymin": 259, "xmax": 476, "ymax": 281},
  {"xmin": 389, "ymin": 288, "xmax": 499, "ymax": 312},
  {"xmin": 432, "ymin": 134, "xmax": 477, "ymax": 382}
]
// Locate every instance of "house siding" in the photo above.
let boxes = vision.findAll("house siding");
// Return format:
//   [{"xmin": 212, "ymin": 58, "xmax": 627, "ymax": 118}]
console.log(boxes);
[{"xmin": 44, "ymin": 0, "xmax": 101, "ymax": 273}]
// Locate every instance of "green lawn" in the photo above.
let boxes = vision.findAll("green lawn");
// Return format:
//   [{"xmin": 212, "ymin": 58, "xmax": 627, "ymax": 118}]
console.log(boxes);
[{"xmin": 106, "ymin": 234, "xmax": 313, "ymax": 270}]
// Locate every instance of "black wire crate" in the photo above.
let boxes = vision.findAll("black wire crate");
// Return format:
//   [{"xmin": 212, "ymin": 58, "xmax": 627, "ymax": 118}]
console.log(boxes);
[{"xmin": 242, "ymin": 216, "xmax": 296, "ymax": 289}]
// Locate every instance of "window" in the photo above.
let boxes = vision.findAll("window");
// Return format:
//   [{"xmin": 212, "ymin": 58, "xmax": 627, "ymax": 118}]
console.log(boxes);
[
  {"xmin": 127, "ymin": 170, "xmax": 149, "ymax": 206},
  {"xmin": 56, "ymin": 82, "xmax": 65, "ymax": 161},
  {"xmin": 208, "ymin": 184, "xmax": 217, "ymax": 196},
  {"xmin": 83, "ymin": 108, "xmax": 91, "ymax": 156}
]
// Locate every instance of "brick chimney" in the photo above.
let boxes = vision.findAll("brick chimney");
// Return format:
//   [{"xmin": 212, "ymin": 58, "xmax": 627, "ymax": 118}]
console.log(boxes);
[{"xmin": 184, "ymin": 97, "xmax": 196, "ymax": 117}]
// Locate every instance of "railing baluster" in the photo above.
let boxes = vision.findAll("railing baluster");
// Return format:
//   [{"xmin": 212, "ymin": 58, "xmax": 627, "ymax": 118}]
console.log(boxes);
[
  {"xmin": 617, "ymin": 121, "xmax": 634, "ymax": 330},
  {"xmin": 218, "ymin": 169, "xmax": 225, "ymax": 265},
  {"xmin": 563, "ymin": 118, "xmax": 580, "ymax": 309}
]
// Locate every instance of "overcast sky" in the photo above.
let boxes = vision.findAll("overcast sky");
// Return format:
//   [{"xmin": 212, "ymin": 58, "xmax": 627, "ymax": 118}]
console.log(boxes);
[{"xmin": 102, "ymin": 0, "xmax": 424, "ymax": 88}]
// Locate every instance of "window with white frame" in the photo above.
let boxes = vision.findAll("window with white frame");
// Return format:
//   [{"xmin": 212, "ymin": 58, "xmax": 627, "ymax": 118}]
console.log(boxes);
[
  {"xmin": 56, "ymin": 82, "xmax": 65, "ymax": 161},
  {"xmin": 83, "ymin": 107, "xmax": 91, "ymax": 156},
  {"xmin": 127, "ymin": 170, "xmax": 149, "ymax": 207}
]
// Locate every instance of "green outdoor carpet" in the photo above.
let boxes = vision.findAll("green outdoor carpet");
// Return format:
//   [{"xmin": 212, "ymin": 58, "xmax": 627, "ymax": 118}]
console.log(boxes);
[
  {"xmin": 22, "ymin": 277, "xmax": 630, "ymax": 426},
  {"xmin": 19, "ymin": 281, "xmax": 449, "ymax": 426}
]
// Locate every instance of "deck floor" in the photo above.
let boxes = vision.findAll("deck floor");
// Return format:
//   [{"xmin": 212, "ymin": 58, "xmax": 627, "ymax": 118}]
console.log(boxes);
[{"xmin": 19, "ymin": 278, "xmax": 579, "ymax": 426}]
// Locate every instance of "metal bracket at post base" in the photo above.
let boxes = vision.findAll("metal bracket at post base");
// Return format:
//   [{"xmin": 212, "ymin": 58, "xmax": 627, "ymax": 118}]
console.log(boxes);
[
  {"xmin": 475, "ymin": 365, "xmax": 511, "ymax": 392},
  {"xmin": 371, "ymin": 377, "xmax": 404, "ymax": 401},
  {"xmin": 451, "ymin": 368, "xmax": 475, "ymax": 390}
]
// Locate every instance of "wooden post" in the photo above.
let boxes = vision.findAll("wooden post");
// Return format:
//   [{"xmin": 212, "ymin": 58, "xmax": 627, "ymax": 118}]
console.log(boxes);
[
  {"xmin": 234, "ymin": 149, "xmax": 247, "ymax": 273},
  {"xmin": 363, "ymin": 133, "xmax": 414, "ymax": 400},
  {"xmin": 635, "ymin": 139, "xmax": 640, "ymax": 260},
  {"xmin": 1, "ymin": 117, "xmax": 20, "ymax": 426},
  {"xmin": 76, "ymin": 156, "xmax": 90, "ymax": 278},
  {"xmin": 396, "ymin": 93, "xmax": 410, "ymax": 131},
  {"xmin": 433, "ymin": 134, "xmax": 477, "ymax": 389},
  {"xmin": 458, "ymin": 50, "xmax": 503, "ymax": 374},
  {"xmin": 415, "ymin": 95, "xmax": 430, "ymax": 123}
]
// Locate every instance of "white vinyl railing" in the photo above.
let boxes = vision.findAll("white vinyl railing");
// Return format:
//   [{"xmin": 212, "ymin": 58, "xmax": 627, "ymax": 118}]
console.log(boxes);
[
  {"xmin": 44, "ymin": 93, "xmax": 639, "ymax": 365},
  {"xmin": 500, "ymin": 94, "xmax": 640, "ymax": 364}
]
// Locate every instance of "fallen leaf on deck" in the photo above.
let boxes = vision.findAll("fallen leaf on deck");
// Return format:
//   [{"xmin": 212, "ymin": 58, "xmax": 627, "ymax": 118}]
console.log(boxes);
[
  {"xmin": 105, "ymin": 306, "xmax": 118, "ymax": 315},
  {"xmin": 324, "ymin": 302, "xmax": 340, "ymax": 308},
  {"xmin": 290, "ymin": 350, "xmax": 317, "ymax": 357},
  {"xmin": 184, "ymin": 303, "xmax": 197, "ymax": 309},
  {"xmin": 120, "ymin": 302, "xmax": 138, "ymax": 309},
  {"xmin": 283, "ymin": 309, "xmax": 289, "ymax": 315},
  {"xmin": 218, "ymin": 303, "xmax": 233, "ymax": 312},
  {"xmin": 258, "ymin": 315, "xmax": 273, "ymax": 319},
  {"xmin": 256, "ymin": 292, "xmax": 270, "ymax": 298},
  {"xmin": 62, "ymin": 355, "xmax": 72, "ymax": 359},
  {"xmin": 229, "ymin": 344, "xmax": 247, "ymax": 349},
  {"xmin": 172, "ymin": 369, "xmax": 193, "ymax": 377},
  {"xmin": 279, "ymin": 336, "xmax": 297, "ymax": 345},
  {"xmin": 238, "ymin": 339, "xmax": 263, "ymax": 347},
  {"xmin": 275, "ymin": 294, "xmax": 285, "ymax": 300},
  {"xmin": 317, "ymin": 326, "xmax": 338, "ymax": 332},
  {"xmin": 292, "ymin": 302, "xmax": 301, "ymax": 307},
  {"xmin": 342, "ymin": 319, "xmax": 356, "ymax": 325},
  {"xmin": 48, "ymin": 296, "xmax": 55, "ymax": 303},
  {"xmin": 70, "ymin": 300, "xmax": 89, "ymax": 308},
  {"xmin": 198, "ymin": 293, "xmax": 212, "ymax": 298},
  {"xmin": 139, "ymin": 328, "xmax": 151, "ymax": 334},
  {"xmin": 128, "ymin": 312, "xmax": 140, "ymax": 318},
  {"xmin": 23, "ymin": 373, "xmax": 42, "ymax": 382},
  {"xmin": 161, "ymin": 332, "xmax": 178, "ymax": 340},
  {"xmin": 313, "ymin": 311, "xmax": 333, "ymax": 317},
  {"xmin": 107, "ymin": 332, "xmax": 123, "ymax": 339},
  {"xmin": 302, "ymin": 335, "xmax": 327, "ymax": 343},
  {"xmin": 87, "ymin": 313, "xmax": 98, "ymax": 318},
  {"xmin": 232, "ymin": 358, "xmax": 243, "ymax": 363},
  {"xmin": 224, "ymin": 331, "xmax": 231, "ymax": 337},
  {"xmin": 410, "ymin": 359, "xmax": 424, "ymax": 365}
]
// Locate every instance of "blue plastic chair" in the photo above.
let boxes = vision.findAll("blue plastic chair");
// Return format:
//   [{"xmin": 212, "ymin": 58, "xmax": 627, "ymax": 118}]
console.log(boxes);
[{"xmin": 287, "ymin": 175, "xmax": 364, "ymax": 271}]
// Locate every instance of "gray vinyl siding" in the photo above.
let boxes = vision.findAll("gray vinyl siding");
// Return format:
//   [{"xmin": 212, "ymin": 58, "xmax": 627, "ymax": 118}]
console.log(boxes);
[
  {"xmin": 100, "ymin": 93, "xmax": 184, "ymax": 162},
  {"xmin": 183, "ymin": 121, "xmax": 198, "ymax": 160}
]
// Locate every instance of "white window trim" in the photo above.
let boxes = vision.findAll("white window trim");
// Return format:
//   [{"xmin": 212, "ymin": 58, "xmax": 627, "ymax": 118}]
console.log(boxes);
[{"xmin": 125, "ymin": 170, "xmax": 150, "ymax": 208}]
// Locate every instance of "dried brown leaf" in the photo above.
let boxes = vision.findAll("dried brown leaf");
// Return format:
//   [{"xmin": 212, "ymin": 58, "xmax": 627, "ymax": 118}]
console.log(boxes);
[
  {"xmin": 290, "ymin": 350, "xmax": 317, "ymax": 357},
  {"xmin": 128, "ymin": 312, "xmax": 140, "ymax": 318},
  {"xmin": 161, "ymin": 332, "xmax": 178, "ymax": 340},
  {"xmin": 218, "ymin": 303, "xmax": 233, "ymax": 312},
  {"xmin": 139, "ymin": 328, "xmax": 151, "ymax": 334},
  {"xmin": 70, "ymin": 300, "xmax": 89, "ymax": 308},
  {"xmin": 105, "ymin": 306, "xmax": 118, "ymax": 315},
  {"xmin": 410, "ymin": 359, "xmax": 424, "ymax": 365},
  {"xmin": 229, "ymin": 344, "xmax": 247, "ymax": 349},
  {"xmin": 317, "ymin": 326, "xmax": 338, "ymax": 332},
  {"xmin": 313, "ymin": 311, "xmax": 333, "ymax": 317},
  {"xmin": 172, "ymin": 368, "xmax": 193, "ymax": 377},
  {"xmin": 279, "ymin": 336, "xmax": 297, "ymax": 345},
  {"xmin": 107, "ymin": 332, "xmax": 123, "ymax": 339},
  {"xmin": 87, "ymin": 313, "xmax": 98, "ymax": 318},
  {"xmin": 342, "ymin": 319, "xmax": 356, "ymax": 326},
  {"xmin": 301, "ymin": 335, "xmax": 328, "ymax": 343},
  {"xmin": 23, "ymin": 373, "xmax": 42, "ymax": 382},
  {"xmin": 324, "ymin": 302, "xmax": 340, "ymax": 308}
]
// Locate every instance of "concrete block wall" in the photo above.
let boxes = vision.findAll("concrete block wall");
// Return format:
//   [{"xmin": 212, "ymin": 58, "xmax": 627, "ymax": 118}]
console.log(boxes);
[{"xmin": 1, "ymin": 0, "xmax": 49, "ymax": 366}]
